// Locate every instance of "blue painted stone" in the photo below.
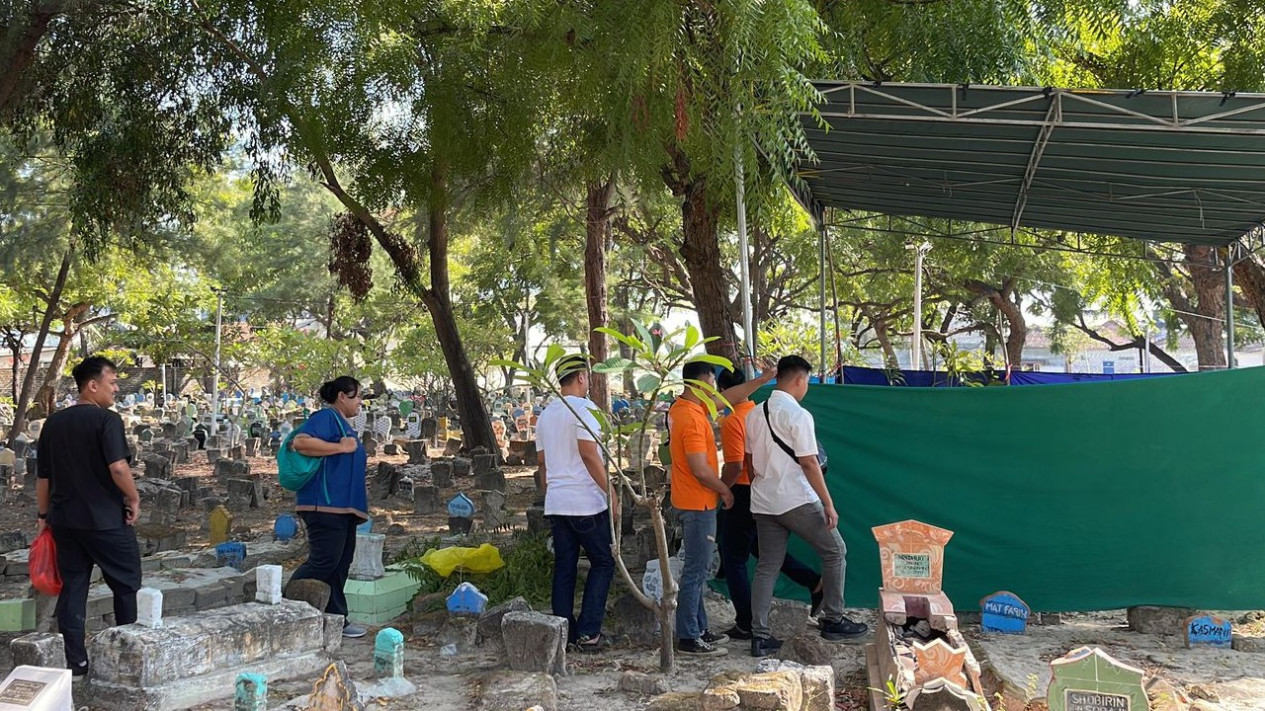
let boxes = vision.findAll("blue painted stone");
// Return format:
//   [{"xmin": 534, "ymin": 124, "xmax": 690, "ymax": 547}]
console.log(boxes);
[
  {"xmin": 215, "ymin": 541, "xmax": 247, "ymax": 570},
  {"xmin": 374, "ymin": 627, "xmax": 406, "ymax": 678},
  {"xmin": 273, "ymin": 514, "xmax": 298, "ymax": 542},
  {"xmin": 447, "ymin": 581, "xmax": 488, "ymax": 615},
  {"xmin": 233, "ymin": 672, "xmax": 267, "ymax": 711},
  {"xmin": 447, "ymin": 493, "xmax": 476, "ymax": 518},
  {"xmin": 357, "ymin": 519, "xmax": 373, "ymax": 535},
  {"xmin": 980, "ymin": 590, "xmax": 1030, "ymax": 635},
  {"xmin": 1185, "ymin": 614, "xmax": 1232, "ymax": 649}
]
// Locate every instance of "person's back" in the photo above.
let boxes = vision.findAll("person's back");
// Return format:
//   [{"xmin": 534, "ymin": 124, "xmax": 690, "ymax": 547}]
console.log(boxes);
[
  {"xmin": 537, "ymin": 395, "xmax": 606, "ymax": 516},
  {"xmin": 41, "ymin": 405, "xmax": 130, "ymax": 530}
]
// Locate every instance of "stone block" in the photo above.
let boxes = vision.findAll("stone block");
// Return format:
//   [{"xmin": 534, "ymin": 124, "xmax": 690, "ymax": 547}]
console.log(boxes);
[
  {"xmin": 349, "ymin": 533, "xmax": 385, "ymax": 581},
  {"xmin": 502, "ymin": 611, "xmax": 567, "ymax": 676},
  {"xmin": 285, "ymin": 578, "xmax": 332, "ymax": 613},
  {"xmin": 1127, "ymin": 605, "xmax": 1197, "ymax": 635},
  {"xmin": 476, "ymin": 596, "xmax": 531, "ymax": 652},
  {"xmin": 9, "ymin": 631, "xmax": 65, "ymax": 669},
  {"xmin": 472, "ymin": 452, "xmax": 498, "ymax": 478},
  {"xmin": 256, "ymin": 565, "xmax": 282, "ymax": 604},
  {"xmin": 413, "ymin": 485, "xmax": 441, "ymax": 515},
  {"xmin": 137, "ymin": 588, "xmax": 164, "ymax": 628},
  {"xmin": 225, "ymin": 478, "xmax": 260, "ymax": 511},
  {"xmin": 618, "ymin": 671, "xmax": 670, "ymax": 696},
  {"xmin": 88, "ymin": 600, "xmax": 331, "ymax": 710},
  {"xmin": 774, "ymin": 632, "xmax": 834, "ymax": 666},
  {"xmin": 754, "ymin": 660, "xmax": 835, "ymax": 711},
  {"xmin": 452, "ymin": 457, "xmax": 472, "ymax": 477},
  {"xmin": 479, "ymin": 671, "xmax": 557, "ymax": 711},
  {"xmin": 768, "ymin": 598, "xmax": 811, "ymax": 641},
  {"xmin": 321, "ymin": 613, "xmax": 345, "ymax": 654},
  {"xmin": 0, "ymin": 531, "xmax": 27, "ymax": 555},
  {"xmin": 608, "ymin": 593, "xmax": 660, "ymax": 646},
  {"xmin": 0, "ymin": 598, "xmax": 35, "ymax": 632}
]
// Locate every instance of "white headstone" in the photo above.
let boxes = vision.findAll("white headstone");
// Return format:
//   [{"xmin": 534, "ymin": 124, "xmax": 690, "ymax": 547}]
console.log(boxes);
[
  {"xmin": 255, "ymin": 565, "xmax": 283, "ymax": 605},
  {"xmin": 136, "ymin": 588, "xmax": 163, "ymax": 628},
  {"xmin": 0, "ymin": 665, "xmax": 73, "ymax": 711}
]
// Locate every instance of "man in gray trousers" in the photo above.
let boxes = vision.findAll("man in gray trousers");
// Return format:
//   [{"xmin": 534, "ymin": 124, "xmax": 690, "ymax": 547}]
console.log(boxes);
[{"xmin": 743, "ymin": 355, "xmax": 869, "ymax": 657}]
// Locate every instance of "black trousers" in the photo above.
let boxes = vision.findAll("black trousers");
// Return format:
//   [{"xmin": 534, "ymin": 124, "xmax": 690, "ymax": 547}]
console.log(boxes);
[
  {"xmin": 52, "ymin": 525, "xmax": 142, "ymax": 668},
  {"xmin": 291, "ymin": 512, "xmax": 359, "ymax": 617}
]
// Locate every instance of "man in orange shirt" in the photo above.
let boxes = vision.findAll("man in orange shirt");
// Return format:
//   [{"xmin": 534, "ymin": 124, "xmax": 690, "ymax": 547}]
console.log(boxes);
[
  {"xmin": 716, "ymin": 368, "xmax": 823, "ymax": 641},
  {"xmin": 668, "ymin": 360, "xmax": 774, "ymax": 656}
]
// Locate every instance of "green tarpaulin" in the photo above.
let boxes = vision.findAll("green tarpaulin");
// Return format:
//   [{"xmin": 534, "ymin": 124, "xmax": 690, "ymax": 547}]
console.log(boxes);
[{"xmin": 760, "ymin": 366, "xmax": 1265, "ymax": 612}]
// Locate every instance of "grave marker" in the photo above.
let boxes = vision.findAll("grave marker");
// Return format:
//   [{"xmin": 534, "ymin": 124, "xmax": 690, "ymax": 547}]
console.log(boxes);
[
  {"xmin": 871, "ymin": 519, "xmax": 953, "ymax": 594},
  {"xmin": 1184, "ymin": 614, "xmax": 1232, "ymax": 649},
  {"xmin": 1047, "ymin": 646, "xmax": 1148, "ymax": 711},
  {"xmin": 256, "ymin": 565, "xmax": 283, "ymax": 604},
  {"xmin": 0, "ymin": 665, "xmax": 72, "ymax": 711},
  {"xmin": 233, "ymin": 673, "xmax": 267, "ymax": 711},
  {"xmin": 209, "ymin": 505, "xmax": 234, "ymax": 546},
  {"xmin": 447, "ymin": 582, "xmax": 488, "ymax": 615},
  {"xmin": 373, "ymin": 628, "xmax": 405, "ymax": 679},
  {"xmin": 980, "ymin": 591, "xmax": 1030, "ymax": 635},
  {"xmin": 136, "ymin": 588, "xmax": 163, "ymax": 628},
  {"xmin": 274, "ymin": 514, "xmax": 298, "ymax": 542},
  {"xmin": 348, "ymin": 533, "xmax": 386, "ymax": 580}
]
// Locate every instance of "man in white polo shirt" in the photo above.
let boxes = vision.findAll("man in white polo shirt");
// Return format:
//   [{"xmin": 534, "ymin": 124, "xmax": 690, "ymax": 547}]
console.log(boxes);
[
  {"xmin": 537, "ymin": 354, "xmax": 618, "ymax": 652},
  {"xmin": 744, "ymin": 355, "xmax": 868, "ymax": 657}
]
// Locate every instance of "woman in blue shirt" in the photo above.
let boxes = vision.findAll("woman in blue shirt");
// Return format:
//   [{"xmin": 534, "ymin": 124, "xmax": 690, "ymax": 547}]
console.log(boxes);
[{"xmin": 289, "ymin": 375, "xmax": 370, "ymax": 638}]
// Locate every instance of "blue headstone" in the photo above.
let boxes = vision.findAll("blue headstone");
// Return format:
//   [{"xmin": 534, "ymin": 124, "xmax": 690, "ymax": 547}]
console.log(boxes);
[
  {"xmin": 273, "ymin": 514, "xmax": 298, "ymax": 542},
  {"xmin": 357, "ymin": 519, "xmax": 373, "ymax": 535},
  {"xmin": 374, "ymin": 627, "xmax": 406, "ymax": 678},
  {"xmin": 980, "ymin": 590, "xmax": 1030, "ymax": 635},
  {"xmin": 215, "ymin": 541, "xmax": 247, "ymax": 571},
  {"xmin": 447, "ymin": 493, "xmax": 476, "ymax": 518},
  {"xmin": 1185, "ymin": 614, "xmax": 1232, "ymax": 649},
  {"xmin": 446, "ymin": 582, "xmax": 488, "ymax": 615}
]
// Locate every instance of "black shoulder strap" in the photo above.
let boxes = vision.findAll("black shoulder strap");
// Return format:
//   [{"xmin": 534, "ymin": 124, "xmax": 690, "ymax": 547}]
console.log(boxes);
[{"xmin": 762, "ymin": 400, "xmax": 800, "ymax": 463}]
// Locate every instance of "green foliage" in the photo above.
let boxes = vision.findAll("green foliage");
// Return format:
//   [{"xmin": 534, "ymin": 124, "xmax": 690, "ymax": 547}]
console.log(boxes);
[{"xmin": 397, "ymin": 532, "xmax": 555, "ymax": 610}]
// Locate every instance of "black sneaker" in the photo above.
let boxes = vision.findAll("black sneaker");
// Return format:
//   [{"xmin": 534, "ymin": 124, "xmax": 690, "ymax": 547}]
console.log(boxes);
[
  {"xmin": 576, "ymin": 633, "xmax": 605, "ymax": 653},
  {"xmin": 810, "ymin": 588, "xmax": 824, "ymax": 618},
  {"xmin": 700, "ymin": 629, "xmax": 729, "ymax": 645},
  {"xmin": 678, "ymin": 638, "xmax": 728, "ymax": 657},
  {"xmin": 70, "ymin": 661, "xmax": 89, "ymax": 677},
  {"xmin": 750, "ymin": 636, "xmax": 784, "ymax": 658},
  {"xmin": 820, "ymin": 617, "xmax": 869, "ymax": 642},
  {"xmin": 723, "ymin": 625, "xmax": 754, "ymax": 640}
]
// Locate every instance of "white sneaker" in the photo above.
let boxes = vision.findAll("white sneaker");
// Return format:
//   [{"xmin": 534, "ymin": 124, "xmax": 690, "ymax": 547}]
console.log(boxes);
[{"xmin": 342, "ymin": 623, "xmax": 369, "ymax": 638}]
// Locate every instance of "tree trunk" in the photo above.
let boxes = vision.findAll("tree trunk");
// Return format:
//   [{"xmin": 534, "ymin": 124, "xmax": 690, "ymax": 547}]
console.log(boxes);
[
  {"xmin": 34, "ymin": 302, "xmax": 89, "ymax": 415},
  {"xmin": 584, "ymin": 179, "xmax": 613, "ymax": 410},
  {"xmin": 664, "ymin": 146, "xmax": 738, "ymax": 360},
  {"xmin": 9, "ymin": 245, "xmax": 72, "ymax": 441},
  {"xmin": 965, "ymin": 279, "xmax": 1026, "ymax": 366},
  {"xmin": 423, "ymin": 164, "xmax": 497, "ymax": 454},
  {"xmin": 1234, "ymin": 255, "xmax": 1265, "ymax": 333},
  {"xmin": 0, "ymin": 0, "xmax": 75, "ymax": 115},
  {"xmin": 1183, "ymin": 245, "xmax": 1227, "ymax": 370},
  {"xmin": 871, "ymin": 315, "xmax": 899, "ymax": 367},
  {"xmin": 648, "ymin": 502, "xmax": 677, "ymax": 674}
]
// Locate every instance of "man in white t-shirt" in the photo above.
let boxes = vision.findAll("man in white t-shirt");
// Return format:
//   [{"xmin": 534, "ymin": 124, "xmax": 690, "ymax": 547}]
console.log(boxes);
[
  {"xmin": 537, "ymin": 354, "xmax": 618, "ymax": 652},
  {"xmin": 744, "ymin": 355, "xmax": 868, "ymax": 657}
]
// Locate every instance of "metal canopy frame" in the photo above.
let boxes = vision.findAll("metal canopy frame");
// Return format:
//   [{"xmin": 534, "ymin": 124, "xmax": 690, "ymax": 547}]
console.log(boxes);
[{"xmin": 781, "ymin": 82, "xmax": 1265, "ymax": 376}]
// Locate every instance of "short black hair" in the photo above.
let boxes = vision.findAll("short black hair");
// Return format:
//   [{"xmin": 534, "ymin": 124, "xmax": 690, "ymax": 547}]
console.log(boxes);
[
  {"xmin": 72, "ymin": 356, "xmax": 117, "ymax": 391},
  {"xmin": 682, "ymin": 361, "xmax": 716, "ymax": 382},
  {"xmin": 318, "ymin": 376, "xmax": 360, "ymax": 404},
  {"xmin": 717, "ymin": 367, "xmax": 746, "ymax": 391},
  {"xmin": 776, "ymin": 355, "xmax": 813, "ymax": 379},
  {"xmin": 556, "ymin": 354, "xmax": 589, "ymax": 387}
]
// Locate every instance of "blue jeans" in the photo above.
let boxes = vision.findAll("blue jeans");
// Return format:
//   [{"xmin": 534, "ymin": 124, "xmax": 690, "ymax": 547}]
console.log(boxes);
[
  {"xmin": 720, "ymin": 485, "xmax": 821, "ymax": 630},
  {"xmin": 549, "ymin": 510, "xmax": 615, "ymax": 641},
  {"xmin": 675, "ymin": 508, "xmax": 716, "ymax": 641}
]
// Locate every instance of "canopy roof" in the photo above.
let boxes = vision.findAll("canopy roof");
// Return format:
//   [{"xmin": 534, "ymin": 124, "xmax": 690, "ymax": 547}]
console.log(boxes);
[{"xmin": 795, "ymin": 82, "xmax": 1265, "ymax": 246}]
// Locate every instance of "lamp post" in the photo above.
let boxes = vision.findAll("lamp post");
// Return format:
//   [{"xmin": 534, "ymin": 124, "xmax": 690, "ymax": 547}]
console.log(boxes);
[{"xmin": 906, "ymin": 242, "xmax": 932, "ymax": 370}]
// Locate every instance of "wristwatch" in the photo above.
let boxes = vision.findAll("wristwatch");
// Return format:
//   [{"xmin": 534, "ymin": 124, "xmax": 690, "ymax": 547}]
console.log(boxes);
[{"xmin": 37, "ymin": 513, "xmax": 47, "ymax": 520}]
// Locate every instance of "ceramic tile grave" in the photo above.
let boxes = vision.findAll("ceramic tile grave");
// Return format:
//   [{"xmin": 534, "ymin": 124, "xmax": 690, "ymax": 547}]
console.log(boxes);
[
  {"xmin": 1047, "ymin": 646, "xmax": 1149, "ymax": 711},
  {"xmin": 872, "ymin": 519, "xmax": 953, "ymax": 594}
]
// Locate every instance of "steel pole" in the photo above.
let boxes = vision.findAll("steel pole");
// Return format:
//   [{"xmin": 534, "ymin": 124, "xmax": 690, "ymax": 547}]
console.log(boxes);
[
  {"xmin": 1226, "ymin": 257, "xmax": 1235, "ymax": 368},
  {"xmin": 908, "ymin": 243, "xmax": 931, "ymax": 370},
  {"xmin": 735, "ymin": 144, "xmax": 755, "ymax": 378},
  {"xmin": 819, "ymin": 222, "xmax": 828, "ymax": 381},
  {"xmin": 211, "ymin": 289, "xmax": 222, "ymax": 435}
]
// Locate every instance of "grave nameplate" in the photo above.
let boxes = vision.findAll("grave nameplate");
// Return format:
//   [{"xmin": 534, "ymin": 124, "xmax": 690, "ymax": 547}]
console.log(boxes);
[
  {"xmin": 981, "ymin": 591, "xmax": 1030, "ymax": 635},
  {"xmin": 1184, "ymin": 614, "xmax": 1232, "ymax": 649},
  {"xmin": 0, "ymin": 666, "xmax": 72, "ymax": 711},
  {"xmin": 872, "ymin": 519, "xmax": 954, "ymax": 594},
  {"xmin": 1047, "ymin": 646, "xmax": 1148, "ymax": 711}
]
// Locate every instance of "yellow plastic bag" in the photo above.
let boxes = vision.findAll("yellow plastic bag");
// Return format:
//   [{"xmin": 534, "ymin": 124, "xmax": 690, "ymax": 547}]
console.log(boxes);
[{"xmin": 420, "ymin": 543, "xmax": 506, "ymax": 577}]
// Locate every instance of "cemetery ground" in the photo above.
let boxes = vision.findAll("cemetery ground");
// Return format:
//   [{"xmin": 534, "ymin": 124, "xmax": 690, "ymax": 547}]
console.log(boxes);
[{"xmin": 2, "ymin": 444, "xmax": 1265, "ymax": 710}]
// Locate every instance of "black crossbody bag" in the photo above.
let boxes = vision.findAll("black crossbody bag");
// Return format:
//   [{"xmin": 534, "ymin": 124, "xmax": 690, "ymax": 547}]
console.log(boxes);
[{"xmin": 762, "ymin": 401, "xmax": 828, "ymax": 474}]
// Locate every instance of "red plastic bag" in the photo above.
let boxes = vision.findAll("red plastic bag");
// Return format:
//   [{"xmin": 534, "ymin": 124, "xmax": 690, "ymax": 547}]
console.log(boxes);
[{"xmin": 30, "ymin": 528, "xmax": 61, "ymax": 596}]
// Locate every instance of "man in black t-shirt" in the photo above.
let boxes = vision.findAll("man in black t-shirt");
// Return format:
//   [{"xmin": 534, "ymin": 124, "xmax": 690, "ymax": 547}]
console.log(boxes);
[{"xmin": 36, "ymin": 356, "xmax": 142, "ymax": 677}]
